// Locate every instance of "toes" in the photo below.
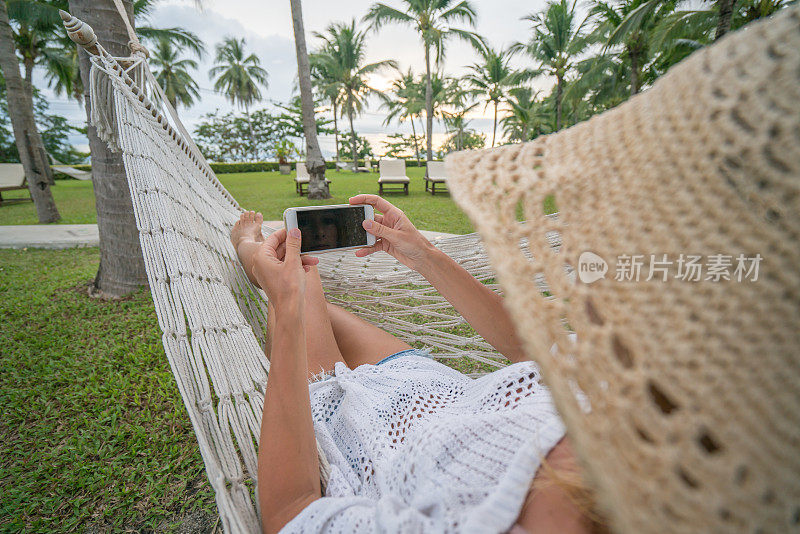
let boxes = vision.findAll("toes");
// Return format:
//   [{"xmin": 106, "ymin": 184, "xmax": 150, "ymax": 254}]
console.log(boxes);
[{"xmin": 255, "ymin": 212, "xmax": 263, "ymax": 224}]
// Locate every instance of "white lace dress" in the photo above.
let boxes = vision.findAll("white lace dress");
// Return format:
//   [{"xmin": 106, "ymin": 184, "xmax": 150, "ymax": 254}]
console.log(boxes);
[{"xmin": 281, "ymin": 351, "xmax": 566, "ymax": 534}]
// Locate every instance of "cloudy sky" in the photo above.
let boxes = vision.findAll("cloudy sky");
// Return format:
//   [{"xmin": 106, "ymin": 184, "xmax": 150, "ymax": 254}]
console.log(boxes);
[{"xmin": 47, "ymin": 0, "xmax": 557, "ymax": 158}]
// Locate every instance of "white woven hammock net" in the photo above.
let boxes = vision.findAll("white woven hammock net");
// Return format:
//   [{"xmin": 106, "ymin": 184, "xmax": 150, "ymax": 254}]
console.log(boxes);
[{"xmin": 85, "ymin": 49, "xmax": 516, "ymax": 533}]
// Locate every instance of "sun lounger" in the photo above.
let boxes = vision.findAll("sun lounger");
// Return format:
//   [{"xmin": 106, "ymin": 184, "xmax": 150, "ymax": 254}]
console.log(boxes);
[
  {"xmin": 0, "ymin": 163, "xmax": 32, "ymax": 205},
  {"xmin": 424, "ymin": 161, "xmax": 448, "ymax": 195},
  {"xmin": 378, "ymin": 159, "xmax": 409, "ymax": 195}
]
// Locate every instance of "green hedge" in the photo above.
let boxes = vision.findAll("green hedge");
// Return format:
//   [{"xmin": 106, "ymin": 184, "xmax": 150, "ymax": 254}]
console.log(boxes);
[{"xmin": 54, "ymin": 158, "xmax": 435, "ymax": 178}]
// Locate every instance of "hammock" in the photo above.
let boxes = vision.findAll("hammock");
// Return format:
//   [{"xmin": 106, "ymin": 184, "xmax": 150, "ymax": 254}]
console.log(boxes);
[{"xmin": 60, "ymin": 11, "xmax": 518, "ymax": 533}]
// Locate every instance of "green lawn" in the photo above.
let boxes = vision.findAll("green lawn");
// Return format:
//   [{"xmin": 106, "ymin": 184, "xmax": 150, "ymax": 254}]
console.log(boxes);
[
  {"xmin": 0, "ymin": 168, "xmax": 475, "ymax": 235},
  {"xmin": 0, "ymin": 248, "xmax": 216, "ymax": 533}
]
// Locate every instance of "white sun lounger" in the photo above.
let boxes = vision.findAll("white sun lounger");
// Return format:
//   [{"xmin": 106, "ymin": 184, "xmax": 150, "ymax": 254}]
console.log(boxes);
[
  {"xmin": 425, "ymin": 161, "xmax": 448, "ymax": 195},
  {"xmin": 378, "ymin": 159, "xmax": 409, "ymax": 195},
  {"xmin": 0, "ymin": 163, "xmax": 32, "ymax": 205}
]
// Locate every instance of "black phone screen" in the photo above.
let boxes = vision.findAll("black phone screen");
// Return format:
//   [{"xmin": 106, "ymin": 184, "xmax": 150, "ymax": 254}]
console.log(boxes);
[{"xmin": 296, "ymin": 206, "xmax": 368, "ymax": 253}]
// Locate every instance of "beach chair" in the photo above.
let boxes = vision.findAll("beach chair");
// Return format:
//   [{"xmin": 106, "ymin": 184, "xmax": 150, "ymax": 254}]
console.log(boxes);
[
  {"xmin": 0, "ymin": 163, "xmax": 33, "ymax": 205},
  {"xmin": 357, "ymin": 157, "xmax": 375, "ymax": 173},
  {"xmin": 295, "ymin": 162, "xmax": 330, "ymax": 196},
  {"xmin": 378, "ymin": 159, "xmax": 409, "ymax": 195},
  {"xmin": 425, "ymin": 161, "xmax": 448, "ymax": 195}
]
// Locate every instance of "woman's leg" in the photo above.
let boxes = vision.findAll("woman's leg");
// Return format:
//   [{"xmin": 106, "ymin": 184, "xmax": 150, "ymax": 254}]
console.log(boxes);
[{"xmin": 326, "ymin": 302, "xmax": 412, "ymax": 368}]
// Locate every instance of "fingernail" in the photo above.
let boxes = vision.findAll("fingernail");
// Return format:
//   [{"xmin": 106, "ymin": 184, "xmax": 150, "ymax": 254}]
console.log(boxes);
[
  {"xmin": 289, "ymin": 228, "xmax": 301, "ymax": 238},
  {"xmin": 363, "ymin": 220, "xmax": 372, "ymax": 229}
]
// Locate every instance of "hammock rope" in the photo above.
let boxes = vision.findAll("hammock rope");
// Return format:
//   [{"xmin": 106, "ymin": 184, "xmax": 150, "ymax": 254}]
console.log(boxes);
[{"xmin": 60, "ymin": 11, "xmax": 512, "ymax": 533}]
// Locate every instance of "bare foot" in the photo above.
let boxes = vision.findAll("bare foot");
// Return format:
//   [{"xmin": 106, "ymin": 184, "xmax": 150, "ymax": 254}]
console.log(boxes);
[{"xmin": 231, "ymin": 210, "xmax": 264, "ymax": 287}]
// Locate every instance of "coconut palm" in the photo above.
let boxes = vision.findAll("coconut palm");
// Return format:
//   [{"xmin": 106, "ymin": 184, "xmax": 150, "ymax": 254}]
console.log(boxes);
[
  {"xmin": 501, "ymin": 87, "xmax": 549, "ymax": 142},
  {"xmin": 364, "ymin": 0, "xmax": 483, "ymax": 161},
  {"xmin": 313, "ymin": 19, "xmax": 396, "ymax": 171},
  {"xmin": 290, "ymin": 0, "xmax": 330, "ymax": 199},
  {"xmin": 379, "ymin": 68, "xmax": 425, "ymax": 165},
  {"xmin": 0, "ymin": 1, "xmax": 59, "ymax": 222},
  {"xmin": 514, "ymin": 0, "xmax": 591, "ymax": 131},
  {"xmin": 464, "ymin": 45, "xmax": 526, "ymax": 147},
  {"xmin": 150, "ymin": 38, "xmax": 199, "ymax": 113},
  {"xmin": 591, "ymin": 0, "xmax": 677, "ymax": 96},
  {"xmin": 310, "ymin": 47, "xmax": 344, "ymax": 169},
  {"xmin": 209, "ymin": 37, "xmax": 269, "ymax": 161},
  {"xmin": 69, "ymin": 0, "xmax": 149, "ymax": 296}
]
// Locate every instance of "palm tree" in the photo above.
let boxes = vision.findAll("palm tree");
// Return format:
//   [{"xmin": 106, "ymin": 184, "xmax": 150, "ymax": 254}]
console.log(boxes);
[
  {"xmin": 0, "ymin": 1, "xmax": 59, "ymax": 222},
  {"xmin": 501, "ymin": 87, "xmax": 548, "ymax": 142},
  {"xmin": 309, "ymin": 53, "xmax": 343, "ymax": 169},
  {"xmin": 591, "ymin": 0, "xmax": 677, "ymax": 96},
  {"xmin": 150, "ymin": 38, "xmax": 199, "ymax": 113},
  {"xmin": 69, "ymin": 0, "xmax": 148, "ymax": 297},
  {"xmin": 514, "ymin": 0, "xmax": 590, "ymax": 131},
  {"xmin": 364, "ymin": 0, "xmax": 483, "ymax": 162},
  {"xmin": 290, "ymin": 0, "xmax": 330, "ymax": 199},
  {"xmin": 209, "ymin": 37, "xmax": 268, "ymax": 162},
  {"xmin": 464, "ymin": 45, "xmax": 525, "ymax": 147},
  {"xmin": 379, "ymin": 68, "xmax": 425, "ymax": 165},
  {"xmin": 313, "ymin": 19, "xmax": 396, "ymax": 171}
]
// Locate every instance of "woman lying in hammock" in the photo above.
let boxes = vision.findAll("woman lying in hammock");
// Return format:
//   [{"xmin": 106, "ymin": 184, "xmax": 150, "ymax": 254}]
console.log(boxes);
[{"xmin": 230, "ymin": 194, "xmax": 603, "ymax": 534}]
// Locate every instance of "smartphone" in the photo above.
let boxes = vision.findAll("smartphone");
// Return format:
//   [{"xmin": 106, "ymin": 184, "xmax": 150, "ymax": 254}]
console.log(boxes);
[{"xmin": 283, "ymin": 204, "xmax": 376, "ymax": 254}]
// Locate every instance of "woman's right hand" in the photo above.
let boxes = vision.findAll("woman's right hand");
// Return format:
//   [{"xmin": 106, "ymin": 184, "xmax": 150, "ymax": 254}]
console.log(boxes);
[{"xmin": 349, "ymin": 194, "xmax": 438, "ymax": 272}]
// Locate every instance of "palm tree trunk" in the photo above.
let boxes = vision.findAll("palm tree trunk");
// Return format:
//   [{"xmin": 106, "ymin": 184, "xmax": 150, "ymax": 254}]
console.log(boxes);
[
  {"xmin": 70, "ymin": 0, "xmax": 148, "ymax": 297},
  {"xmin": 410, "ymin": 117, "xmax": 421, "ymax": 167},
  {"xmin": 289, "ymin": 0, "xmax": 330, "ymax": 199},
  {"xmin": 244, "ymin": 102, "xmax": 257, "ymax": 161},
  {"xmin": 348, "ymin": 105, "xmax": 358, "ymax": 172},
  {"xmin": 332, "ymin": 98, "xmax": 340, "ymax": 168},
  {"xmin": 715, "ymin": 0, "xmax": 734, "ymax": 40},
  {"xmin": 522, "ymin": 123, "xmax": 529, "ymax": 142},
  {"xmin": 0, "ymin": 2, "xmax": 60, "ymax": 223},
  {"xmin": 491, "ymin": 101, "xmax": 498, "ymax": 147},
  {"xmin": 424, "ymin": 43, "xmax": 433, "ymax": 162},
  {"xmin": 555, "ymin": 75, "xmax": 563, "ymax": 131},
  {"xmin": 22, "ymin": 45, "xmax": 55, "ymax": 185}
]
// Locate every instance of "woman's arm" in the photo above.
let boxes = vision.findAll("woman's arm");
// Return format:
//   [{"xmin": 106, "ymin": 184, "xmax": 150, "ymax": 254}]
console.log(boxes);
[
  {"xmin": 253, "ymin": 228, "xmax": 321, "ymax": 534},
  {"xmin": 349, "ymin": 195, "xmax": 527, "ymax": 363}
]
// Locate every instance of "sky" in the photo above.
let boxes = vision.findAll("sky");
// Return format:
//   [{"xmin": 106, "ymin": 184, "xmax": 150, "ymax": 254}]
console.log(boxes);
[{"xmin": 43, "ymin": 0, "xmax": 556, "ymax": 159}]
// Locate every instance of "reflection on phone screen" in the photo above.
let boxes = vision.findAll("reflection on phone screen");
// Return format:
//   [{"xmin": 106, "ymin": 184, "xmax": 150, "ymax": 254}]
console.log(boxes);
[{"xmin": 296, "ymin": 207, "xmax": 368, "ymax": 253}]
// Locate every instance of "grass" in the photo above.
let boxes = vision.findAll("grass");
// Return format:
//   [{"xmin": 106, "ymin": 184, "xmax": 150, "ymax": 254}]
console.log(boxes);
[
  {"xmin": 0, "ymin": 248, "xmax": 216, "ymax": 533},
  {"xmin": 0, "ymin": 168, "xmax": 475, "ymax": 234}
]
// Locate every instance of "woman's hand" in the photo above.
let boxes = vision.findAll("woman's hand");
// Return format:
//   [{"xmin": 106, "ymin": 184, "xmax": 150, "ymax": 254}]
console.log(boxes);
[
  {"xmin": 349, "ymin": 194, "xmax": 438, "ymax": 272},
  {"xmin": 252, "ymin": 227, "xmax": 319, "ymax": 310}
]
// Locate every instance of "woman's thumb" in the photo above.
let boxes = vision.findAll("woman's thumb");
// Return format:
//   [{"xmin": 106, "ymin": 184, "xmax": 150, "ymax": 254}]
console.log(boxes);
[
  {"xmin": 363, "ymin": 219, "xmax": 397, "ymax": 240},
  {"xmin": 285, "ymin": 227, "xmax": 302, "ymax": 265}
]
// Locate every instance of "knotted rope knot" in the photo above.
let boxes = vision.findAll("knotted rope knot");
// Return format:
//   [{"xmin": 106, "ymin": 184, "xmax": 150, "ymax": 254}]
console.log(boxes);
[
  {"xmin": 128, "ymin": 41, "xmax": 150, "ymax": 58},
  {"xmin": 197, "ymin": 397, "xmax": 213, "ymax": 412}
]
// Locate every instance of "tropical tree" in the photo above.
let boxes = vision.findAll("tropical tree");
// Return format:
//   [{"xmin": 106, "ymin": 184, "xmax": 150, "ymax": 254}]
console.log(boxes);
[
  {"xmin": 514, "ymin": 0, "xmax": 590, "ymax": 131},
  {"xmin": 312, "ymin": 19, "xmax": 396, "ymax": 171},
  {"xmin": 69, "ymin": 0, "xmax": 148, "ymax": 297},
  {"xmin": 0, "ymin": 1, "xmax": 59, "ymax": 221},
  {"xmin": 364, "ymin": 0, "xmax": 483, "ymax": 162},
  {"xmin": 501, "ymin": 87, "xmax": 549, "ymax": 142},
  {"xmin": 379, "ymin": 68, "xmax": 425, "ymax": 165},
  {"xmin": 591, "ymin": 0, "xmax": 677, "ymax": 96},
  {"xmin": 464, "ymin": 45, "xmax": 525, "ymax": 147},
  {"xmin": 150, "ymin": 37, "xmax": 199, "ymax": 112},
  {"xmin": 309, "ymin": 51, "xmax": 344, "ymax": 168},
  {"xmin": 209, "ymin": 37, "xmax": 268, "ymax": 161},
  {"xmin": 289, "ymin": 0, "xmax": 330, "ymax": 199}
]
